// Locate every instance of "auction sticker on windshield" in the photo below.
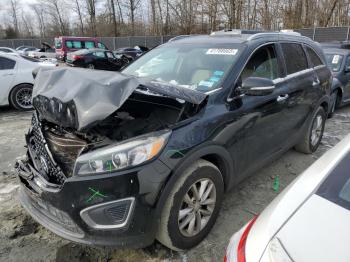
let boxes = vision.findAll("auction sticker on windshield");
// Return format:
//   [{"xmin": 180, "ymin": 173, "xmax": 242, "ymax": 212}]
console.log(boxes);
[{"xmin": 206, "ymin": 48, "xmax": 238, "ymax": 55}]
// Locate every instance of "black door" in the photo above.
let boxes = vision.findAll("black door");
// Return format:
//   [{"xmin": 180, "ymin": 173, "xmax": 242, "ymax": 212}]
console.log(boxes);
[
  {"xmin": 226, "ymin": 43, "xmax": 292, "ymax": 179},
  {"xmin": 278, "ymin": 43, "xmax": 318, "ymax": 134}
]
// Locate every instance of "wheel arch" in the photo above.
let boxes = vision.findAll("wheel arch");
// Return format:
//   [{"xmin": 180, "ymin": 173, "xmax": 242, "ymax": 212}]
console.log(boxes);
[{"xmin": 155, "ymin": 144, "xmax": 235, "ymax": 217}]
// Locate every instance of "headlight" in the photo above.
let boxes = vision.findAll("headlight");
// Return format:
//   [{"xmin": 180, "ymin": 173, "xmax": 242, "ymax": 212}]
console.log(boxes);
[{"xmin": 74, "ymin": 130, "xmax": 171, "ymax": 175}]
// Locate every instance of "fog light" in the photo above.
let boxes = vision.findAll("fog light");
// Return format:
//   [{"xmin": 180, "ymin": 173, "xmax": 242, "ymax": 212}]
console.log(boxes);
[{"xmin": 80, "ymin": 197, "xmax": 135, "ymax": 229}]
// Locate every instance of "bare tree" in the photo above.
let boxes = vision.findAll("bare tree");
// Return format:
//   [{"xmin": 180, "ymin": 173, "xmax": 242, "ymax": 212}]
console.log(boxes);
[
  {"xmin": 85, "ymin": 0, "xmax": 97, "ymax": 36},
  {"xmin": 73, "ymin": 0, "xmax": 85, "ymax": 35},
  {"xmin": 9, "ymin": 0, "xmax": 19, "ymax": 34}
]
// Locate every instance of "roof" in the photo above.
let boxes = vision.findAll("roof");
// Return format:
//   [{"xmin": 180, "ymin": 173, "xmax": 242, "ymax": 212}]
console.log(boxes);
[{"xmin": 323, "ymin": 48, "xmax": 350, "ymax": 55}]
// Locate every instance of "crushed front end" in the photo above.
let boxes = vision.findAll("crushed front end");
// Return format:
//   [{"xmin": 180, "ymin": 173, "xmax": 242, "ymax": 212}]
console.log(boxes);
[{"xmin": 15, "ymin": 68, "xmax": 206, "ymax": 247}]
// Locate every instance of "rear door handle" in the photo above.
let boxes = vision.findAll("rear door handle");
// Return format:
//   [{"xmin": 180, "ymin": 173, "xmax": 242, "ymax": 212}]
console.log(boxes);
[
  {"xmin": 277, "ymin": 94, "xmax": 289, "ymax": 102},
  {"xmin": 2, "ymin": 73, "xmax": 14, "ymax": 76}
]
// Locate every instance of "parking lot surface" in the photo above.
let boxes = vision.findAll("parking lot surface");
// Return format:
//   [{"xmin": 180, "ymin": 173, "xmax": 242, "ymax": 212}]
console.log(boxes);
[{"xmin": 1, "ymin": 105, "xmax": 350, "ymax": 262}]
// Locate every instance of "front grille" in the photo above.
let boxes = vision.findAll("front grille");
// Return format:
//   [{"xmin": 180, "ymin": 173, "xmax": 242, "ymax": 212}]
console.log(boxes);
[
  {"xmin": 28, "ymin": 113, "xmax": 66, "ymax": 184},
  {"xmin": 28, "ymin": 113, "xmax": 87, "ymax": 183}
]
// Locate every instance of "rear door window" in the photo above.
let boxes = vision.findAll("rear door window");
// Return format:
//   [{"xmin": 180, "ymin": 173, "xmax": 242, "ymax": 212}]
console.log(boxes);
[
  {"xmin": 317, "ymin": 151, "xmax": 350, "ymax": 211},
  {"xmin": 305, "ymin": 46, "xmax": 324, "ymax": 67},
  {"xmin": 0, "ymin": 57, "xmax": 16, "ymax": 70},
  {"xmin": 281, "ymin": 43, "xmax": 308, "ymax": 74}
]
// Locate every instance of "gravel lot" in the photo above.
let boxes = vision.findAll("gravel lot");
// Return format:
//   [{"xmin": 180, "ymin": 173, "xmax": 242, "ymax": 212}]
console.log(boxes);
[{"xmin": 1, "ymin": 105, "xmax": 350, "ymax": 262}]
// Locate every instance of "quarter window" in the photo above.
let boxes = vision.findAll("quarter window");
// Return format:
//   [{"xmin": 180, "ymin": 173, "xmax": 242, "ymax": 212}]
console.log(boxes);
[
  {"xmin": 281, "ymin": 43, "xmax": 308, "ymax": 74},
  {"xmin": 0, "ymin": 57, "xmax": 16, "ymax": 70},
  {"xmin": 306, "ymin": 46, "xmax": 324, "ymax": 67},
  {"xmin": 241, "ymin": 44, "xmax": 279, "ymax": 81},
  {"xmin": 98, "ymin": 42, "xmax": 106, "ymax": 49}
]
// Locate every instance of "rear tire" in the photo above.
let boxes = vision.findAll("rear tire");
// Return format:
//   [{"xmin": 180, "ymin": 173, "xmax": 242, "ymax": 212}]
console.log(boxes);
[
  {"xmin": 9, "ymin": 84, "xmax": 33, "ymax": 111},
  {"xmin": 294, "ymin": 106, "xmax": 326, "ymax": 154},
  {"xmin": 156, "ymin": 159, "xmax": 224, "ymax": 251}
]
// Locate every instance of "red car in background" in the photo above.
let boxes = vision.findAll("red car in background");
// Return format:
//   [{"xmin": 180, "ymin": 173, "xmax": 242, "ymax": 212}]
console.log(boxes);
[{"xmin": 54, "ymin": 36, "xmax": 107, "ymax": 61}]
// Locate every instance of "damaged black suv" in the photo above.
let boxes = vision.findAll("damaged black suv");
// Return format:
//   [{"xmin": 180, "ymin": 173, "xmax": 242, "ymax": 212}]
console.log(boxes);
[{"xmin": 16, "ymin": 31, "xmax": 331, "ymax": 251}]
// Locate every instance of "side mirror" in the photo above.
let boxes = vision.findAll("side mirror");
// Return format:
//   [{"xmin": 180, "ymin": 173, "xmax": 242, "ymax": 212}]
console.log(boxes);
[{"xmin": 240, "ymin": 77, "xmax": 275, "ymax": 96}]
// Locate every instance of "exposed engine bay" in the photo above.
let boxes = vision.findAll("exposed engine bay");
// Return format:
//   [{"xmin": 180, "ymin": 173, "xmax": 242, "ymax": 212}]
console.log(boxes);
[{"xmin": 28, "ymin": 68, "xmax": 207, "ymax": 183}]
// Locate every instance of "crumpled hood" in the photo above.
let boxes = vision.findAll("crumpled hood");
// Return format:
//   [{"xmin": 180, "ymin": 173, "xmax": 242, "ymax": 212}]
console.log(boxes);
[{"xmin": 32, "ymin": 67, "xmax": 207, "ymax": 131}]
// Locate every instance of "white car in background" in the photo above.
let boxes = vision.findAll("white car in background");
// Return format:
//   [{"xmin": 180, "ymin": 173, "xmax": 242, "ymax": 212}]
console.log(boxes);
[
  {"xmin": 0, "ymin": 53, "xmax": 57, "ymax": 110},
  {"xmin": 0, "ymin": 47, "xmax": 19, "ymax": 56},
  {"xmin": 225, "ymin": 134, "xmax": 350, "ymax": 262}
]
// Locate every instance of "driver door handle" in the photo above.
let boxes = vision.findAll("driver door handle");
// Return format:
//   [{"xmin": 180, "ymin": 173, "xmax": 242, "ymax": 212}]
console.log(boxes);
[
  {"xmin": 277, "ymin": 94, "xmax": 289, "ymax": 102},
  {"xmin": 312, "ymin": 78, "xmax": 320, "ymax": 86},
  {"xmin": 2, "ymin": 73, "xmax": 14, "ymax": 76}
]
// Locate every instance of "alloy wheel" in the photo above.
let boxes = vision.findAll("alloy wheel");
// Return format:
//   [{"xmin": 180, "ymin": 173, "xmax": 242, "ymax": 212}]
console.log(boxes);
[
  {"xmin": 178, "ymin": 178, "xmax": 216, "ymax": 237},
  {"xmin": 15, "ymin": 87, "xmax": 32, "ymax": 109},
  {"xmin": 310, "ymin": 114, "xmax": 323, "ymax": 146}
]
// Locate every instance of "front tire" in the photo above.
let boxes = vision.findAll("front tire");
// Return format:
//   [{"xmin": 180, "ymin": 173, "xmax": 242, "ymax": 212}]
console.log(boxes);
[
  {"xmin": 156, "ymin": 159, "xmax": 224, "ymax": 251},
  {"xmin": 9, "ymin": 84, "xmax": 33, "ymax": 111},
  {"xmin": 295, "ymin": 106, "xmax": 326, "ymax": 154}
]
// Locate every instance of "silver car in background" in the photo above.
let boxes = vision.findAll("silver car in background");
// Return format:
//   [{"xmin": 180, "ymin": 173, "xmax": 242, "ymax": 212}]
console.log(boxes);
[{"xmin": 225, "ymin": 134, "xmax": 350, "ymax": 262}]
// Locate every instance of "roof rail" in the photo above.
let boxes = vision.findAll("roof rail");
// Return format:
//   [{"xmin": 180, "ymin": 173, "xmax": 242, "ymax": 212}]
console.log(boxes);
[{"xmin": 210, "ymin": 29, "xmax": 263, "ymax": 36}]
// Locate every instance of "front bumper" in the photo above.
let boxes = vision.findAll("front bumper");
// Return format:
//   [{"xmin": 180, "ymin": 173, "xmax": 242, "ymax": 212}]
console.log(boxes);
[{"xmin": 16, "ymin": 154, "xmax": 171, "ymax": 248}]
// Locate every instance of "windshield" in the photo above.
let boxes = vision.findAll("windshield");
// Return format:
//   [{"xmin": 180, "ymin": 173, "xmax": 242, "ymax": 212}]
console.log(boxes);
[
  {"xmin": 325, "ymin": 54, "xmax": 344, "ymax": 72},
  {"xmin": 122, "ymin": 43, "xmax": 243, "ymax": 92}
]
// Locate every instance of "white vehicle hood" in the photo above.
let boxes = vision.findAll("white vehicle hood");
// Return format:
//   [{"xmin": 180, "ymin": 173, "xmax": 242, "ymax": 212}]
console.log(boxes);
[{"xmin": 276, "ymin": 194, "xmax": 350, "ymax": 262}]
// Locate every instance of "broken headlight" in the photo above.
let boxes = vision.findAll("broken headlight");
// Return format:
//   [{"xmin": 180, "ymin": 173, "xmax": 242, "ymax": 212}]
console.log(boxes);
[{"xmin": 74, "ymin": 130, "xmax": 171, "ymax": 175}]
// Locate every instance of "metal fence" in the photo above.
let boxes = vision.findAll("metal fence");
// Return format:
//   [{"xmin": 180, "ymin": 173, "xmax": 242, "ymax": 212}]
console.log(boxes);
[
  {"xmin": 1, "ymin": 27, "xmax": 350, "ymax": 49},
  {"xmin": 0, "ymin": 35, "xmax": 175, "ymax": 50}
]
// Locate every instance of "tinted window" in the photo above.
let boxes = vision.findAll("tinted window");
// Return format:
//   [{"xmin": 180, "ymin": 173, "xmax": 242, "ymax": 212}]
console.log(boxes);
[
  {"xmin": 85, "ymin": 41, "xmax": 95, "ymax": 49},
  {"xmin": 281, "ymin": 43, "xmax": 308, "ymax": 74},
  {"xmin": 317, "ymin": 151, "xmax": 350, "ymax": 211},
  {"xmin": 306, "ymin": 47, "xmax": 324, "ymax": 67},
  {"xmin": 65, "ymin": 41, "xmax": 82, "ymax": 49},
  {"xmin": 241, "ymin": 44, "xmax": 279, "ymax": 81},
  {"xmin": 0, "ymin": 57, "xmax": 16, "ymax": 70},
  {"xmin": 325, "ymin": 54, "xmax": 344, "ymax": 72}
]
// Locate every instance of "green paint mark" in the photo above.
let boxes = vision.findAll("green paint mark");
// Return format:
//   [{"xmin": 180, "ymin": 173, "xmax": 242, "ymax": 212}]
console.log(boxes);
[
  {"xmin": 273, "ymin": 176, "xmax": 280, "ymax": 192},
  {"xmin": 108, "ymin": 161, "xmax": 113, "ymax": 172},
  {"xmin": 86, "ymin": 187, "xmax": 107, "ymax": 203}
]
